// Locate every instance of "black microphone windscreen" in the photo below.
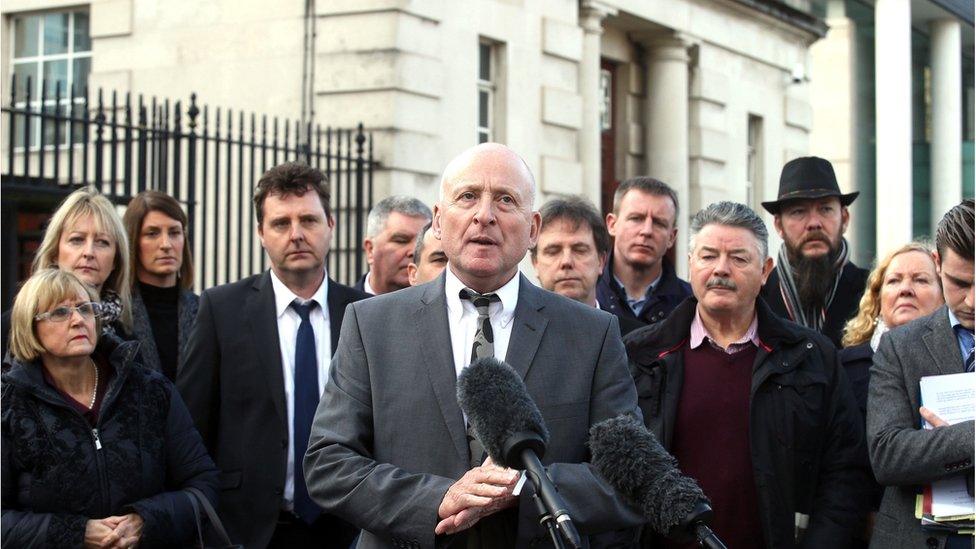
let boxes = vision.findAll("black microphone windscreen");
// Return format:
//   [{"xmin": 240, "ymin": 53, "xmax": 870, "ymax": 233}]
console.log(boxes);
[
  {"xmin": 456, "ymin": 357, "xmax": 549, "ymax": 468},
  {"xmin": 588, "ymin": 416, "xmax": 708, "ymax": 534}
]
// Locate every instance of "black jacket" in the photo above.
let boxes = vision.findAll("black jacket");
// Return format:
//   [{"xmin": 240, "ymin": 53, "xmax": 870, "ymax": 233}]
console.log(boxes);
[
  {"xmin": 1, "ymin": 336, "xmax": 219, "ymax": 548},
  {"xmin": 761, "ymin": 261, "xmax": 869, "ymax": 349},
  {"xmin": 596, "ymin": 254, "xmax": 691, "ymax": 326},
  {"xmin": 177, "ymin": 273, "xmax": 368, "ymax": 548},
  {"xmin": 624, "ymin": 297, "xmax": 869, "ymax": 548},
  {"xmin": 838, "ymin": 342, "xmax": 885, "ymax": 515}
]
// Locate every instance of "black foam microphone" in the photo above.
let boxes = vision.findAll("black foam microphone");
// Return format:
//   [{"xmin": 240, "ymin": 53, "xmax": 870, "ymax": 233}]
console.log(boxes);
[
  {"xmin": 456, "ymin": 357, "xmax": 581, "ymax": 549},
  {"xmin": 588, "ymin": 416, "xmax": 727, "ymax": 549}
]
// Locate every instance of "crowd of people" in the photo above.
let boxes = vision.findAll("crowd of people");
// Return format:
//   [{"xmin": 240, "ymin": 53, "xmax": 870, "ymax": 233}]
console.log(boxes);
[{"xmin": 1, "ymin": 143, "xmax": 972, "ymax": 549}]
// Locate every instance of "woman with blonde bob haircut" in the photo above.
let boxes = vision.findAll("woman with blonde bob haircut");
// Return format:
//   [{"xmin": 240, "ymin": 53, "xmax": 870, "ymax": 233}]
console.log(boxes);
[
  {"xmin": 2, "ymin": 268, "xmax": 218, "ymax": 547},
  {"xmin": 32, "ymin": 187, "xmax": 133, "ymax": 331},
  {"xmin": 838, "ymin": 242, "xmax": 944, "ymax": 542},
  {"xmin": 2, "ymin": 187, "xmax": 133, "ymax": 359}
]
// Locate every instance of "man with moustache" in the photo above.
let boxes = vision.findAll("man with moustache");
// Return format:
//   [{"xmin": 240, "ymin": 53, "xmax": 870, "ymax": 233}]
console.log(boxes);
[
  {"xmin": 178, "ymin": 162, "xmax": 368, "ymax": 548},
  {"xmin": 598, "ymin": 177, "xmax": 692, "ymax": 327},
  {"xmin": 760, "ymin": 156, "xmax": 868, "ymax": 348},
  {"xmin": 356, "ymin": 196, "xmax": 431, "ymax": 295},
  {"xmin": 868, "ymin": 199, "xmax": 975, "ymax": 549},
  {"xmin": 305, "ymin": 143, "xmax": 644, "ymax": 548},
  {"xmin": 408, "ymin": 221, "xmax": 448, "ymax": 286},
  {"xmin": 531, "ymin": 196, "xmax": 643, "ymax": 335},
  {"xmin": 625, "ymin": 201, "xmax": 867, "ymax": 548}
]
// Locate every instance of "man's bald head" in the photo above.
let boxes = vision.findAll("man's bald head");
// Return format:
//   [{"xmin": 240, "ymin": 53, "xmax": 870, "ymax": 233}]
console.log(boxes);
[
  {"xmin": 433, "ymin": 143, "xmax": 541, "ymax": 293},
  {"xmin": 438, "ymin": 143, "xmax": 537, "ymax": 208}
]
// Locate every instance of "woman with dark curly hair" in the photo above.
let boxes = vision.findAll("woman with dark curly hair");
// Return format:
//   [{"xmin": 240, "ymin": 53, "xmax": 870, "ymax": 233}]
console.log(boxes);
[{"xmin": 1, "ymin": 268, "xmax": 217, "ymax": 548}]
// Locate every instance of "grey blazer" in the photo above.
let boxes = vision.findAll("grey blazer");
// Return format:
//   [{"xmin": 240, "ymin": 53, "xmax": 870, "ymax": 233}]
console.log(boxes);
[
  {"xmin": 304, "ymin": 272, "xmax": 646, "ymax": 548},
  {"xmin": 130, "ymin": 287, "xmax": 199, "ymax": 376},
  {"xmin": 867, "ymin": 305, "xmax": 975, "ymax": 549}
]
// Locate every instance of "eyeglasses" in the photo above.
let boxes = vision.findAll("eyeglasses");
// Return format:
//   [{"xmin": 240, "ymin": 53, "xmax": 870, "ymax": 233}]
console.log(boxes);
[{"xmin": 34, "ymin": 302, "xmax": 103, "ymax": 323}]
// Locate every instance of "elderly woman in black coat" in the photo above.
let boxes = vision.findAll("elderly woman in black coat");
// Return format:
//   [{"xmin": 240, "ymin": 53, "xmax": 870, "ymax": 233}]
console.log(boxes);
[{"xmin": 1, "ymin": 268, "xmax": 218, "ymax": 548}]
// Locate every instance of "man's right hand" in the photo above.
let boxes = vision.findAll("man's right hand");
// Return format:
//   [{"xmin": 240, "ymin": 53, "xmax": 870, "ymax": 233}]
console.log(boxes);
[{"xmin": 435, "ymin": 459, "xmax": 520, "ymax": 536}]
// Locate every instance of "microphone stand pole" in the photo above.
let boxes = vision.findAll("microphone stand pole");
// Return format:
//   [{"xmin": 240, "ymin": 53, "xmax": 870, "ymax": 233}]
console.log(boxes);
[{"xmin": 531, "ymin": 491, "xmax": 565, "ymax": 549}]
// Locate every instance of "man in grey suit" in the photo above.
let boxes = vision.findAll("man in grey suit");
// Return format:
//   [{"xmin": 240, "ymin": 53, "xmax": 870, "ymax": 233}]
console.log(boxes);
[
  {"xmin": 868, "ymin": 198, "xmax": 975, "ymax": 549},
  {"xmin": 304, "ymin": 143, "xmax": 645, "ymax": 548}
]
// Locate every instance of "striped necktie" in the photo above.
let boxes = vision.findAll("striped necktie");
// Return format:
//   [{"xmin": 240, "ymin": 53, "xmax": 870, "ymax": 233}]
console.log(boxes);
[{"xmin": 460, "ymin": 289, "xmax": 500, "ymax": 467}]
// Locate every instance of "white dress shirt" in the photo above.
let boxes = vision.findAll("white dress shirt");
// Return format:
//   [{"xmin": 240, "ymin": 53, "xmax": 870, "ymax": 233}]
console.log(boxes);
[
  {"xmin": 362, "ymin": 270, "xmax": 376, "ymax": 295},
  {"xmin": 269, "ymin": 269, "xmax": 332, "ymax": 510},
  {"xmin": 444, "ymin": 267, "xmax": 519, "ymax": 378}
]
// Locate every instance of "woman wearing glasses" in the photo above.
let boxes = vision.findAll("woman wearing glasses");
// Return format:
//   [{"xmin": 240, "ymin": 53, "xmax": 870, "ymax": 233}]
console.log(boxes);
[
  {"xmin": 2, "ymin": 187, "xmax": 134, "ymax": 359},
  {"xmin": 1, "ymin": 268, "xmax": 217, "ymax": 548},
  {"xmin": 123, "ymin": 191, "xmax": 198, "ymax": 381}
]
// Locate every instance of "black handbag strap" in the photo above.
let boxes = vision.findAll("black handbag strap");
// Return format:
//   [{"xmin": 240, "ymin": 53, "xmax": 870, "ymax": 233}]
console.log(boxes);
[{"xmin": 185, "ymin": 486, "xmax": 238, "ymax": 548}]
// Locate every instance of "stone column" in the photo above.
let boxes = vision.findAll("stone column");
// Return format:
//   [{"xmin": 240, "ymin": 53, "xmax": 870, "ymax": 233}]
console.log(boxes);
[
  {"xmin": 643, "ymin": 36, "xmax": 691, "ymax": 275},
  {"xmin": 930, "ymin": 18, "xmax": 962, "ymax": 227},
  {"xmin": 874, "ymin": 0, "xmax": 913, "ymax": 254},
  {"xmin": 579, "ymin": 1, "xmax": 617, "ymax": 208}
]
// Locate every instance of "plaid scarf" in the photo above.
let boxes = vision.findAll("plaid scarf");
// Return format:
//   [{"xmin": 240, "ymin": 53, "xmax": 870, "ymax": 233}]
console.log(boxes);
[
  {"xmin": 776, "ymin": 238, "xmax": 850, "ymax": 331},
  {"xmin": 99, "ymin": 290, "xmax": 123, "ymax": 336}
]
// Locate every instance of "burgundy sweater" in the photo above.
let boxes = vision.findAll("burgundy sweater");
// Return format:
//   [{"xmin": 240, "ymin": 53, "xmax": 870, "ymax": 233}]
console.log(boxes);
[{"xmin": 663, "ymin": 341, "xmax": 764, "ymax": 549}]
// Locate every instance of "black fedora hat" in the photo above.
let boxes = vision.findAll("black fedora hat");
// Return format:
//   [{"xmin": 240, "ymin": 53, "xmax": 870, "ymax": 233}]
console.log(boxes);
[{"xmin": 761, "ymin": 156, "xmax": 859, "ymax": 215}]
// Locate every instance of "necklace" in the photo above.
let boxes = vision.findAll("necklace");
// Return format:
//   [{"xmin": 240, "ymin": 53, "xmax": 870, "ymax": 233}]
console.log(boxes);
[{"xmin": 88, "ymin": 358, "xmax": 99, "ymax": 410}]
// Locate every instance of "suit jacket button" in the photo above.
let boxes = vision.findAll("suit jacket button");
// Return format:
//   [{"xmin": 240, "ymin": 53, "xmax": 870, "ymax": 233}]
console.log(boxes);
[
  {"xmin": 927, "ymin": 537, "xmax": 938, "ymax": 547},
  {"xmin": 281, "ymin": 439, "xmax": 288, "ymax": 449},
  {"xmin": 274, "ymin": 487, "xmax": 283, "ymax": 495}
]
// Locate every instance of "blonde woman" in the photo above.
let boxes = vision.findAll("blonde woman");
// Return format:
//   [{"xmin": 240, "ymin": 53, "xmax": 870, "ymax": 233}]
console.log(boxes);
[
  {"xmin": 839, "ymin": 242, "xmax": 943, "ymax": 541},
  {"xmin": 3, "ymin": 187, "xmax": 133, "ymax": 358},
  {"xmin": 1, "ymin": 268, "xmax": 217, "ymax": 548}
]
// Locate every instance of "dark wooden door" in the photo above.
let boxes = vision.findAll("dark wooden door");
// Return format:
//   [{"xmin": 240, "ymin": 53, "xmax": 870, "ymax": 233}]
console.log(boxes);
[{"xmin": 599, "ymin": 59, "xmax": 617, "ymax": 217}]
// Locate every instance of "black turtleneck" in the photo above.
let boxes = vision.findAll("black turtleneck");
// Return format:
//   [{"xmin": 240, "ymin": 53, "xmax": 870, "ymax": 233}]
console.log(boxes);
[{"xmin": 138, "ymin": 281, "xmax": 179, "ymax": 381}]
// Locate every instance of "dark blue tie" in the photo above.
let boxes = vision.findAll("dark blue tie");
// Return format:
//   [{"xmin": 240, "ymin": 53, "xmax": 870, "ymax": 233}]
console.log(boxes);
[{"xmin": 291, "ymin": 300, "xmax": 320, "ymax": 524}]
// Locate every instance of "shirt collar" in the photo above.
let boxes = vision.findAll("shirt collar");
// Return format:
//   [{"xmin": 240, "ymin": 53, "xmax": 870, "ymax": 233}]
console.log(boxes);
[
  {"xmin": 612, "ymin": 272, "xmax": 662, "ymax": 300},
  {"xmin": 269, "ymin": 269, "xmax": 329, "ymax": 318},
  {"xmin": 444, "ymin": 266, "xmax": 519, "ymax": 329},
  {"xmin": 689, "ymin": 307, "xmax": 760, "ymax": 351},
  {"xmin": 948, "ymin": 307, "xmax": 966, "ymax": 331},
  {"xmin": 362, "ymin": 271, "xmax": 376, "ymax": 295}
]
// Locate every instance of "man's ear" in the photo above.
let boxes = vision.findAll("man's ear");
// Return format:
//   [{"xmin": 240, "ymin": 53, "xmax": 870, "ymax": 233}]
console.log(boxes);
[
  {"xmin": 364, "ymin": 239, "xmax": 375, "ymax": 265},
  {"xmin": 407, "ymin": 263, "xmax": 418, "ymax": 286},
  {"xmin": 772, "ymin": 215, "xmax": 785, "ymax": 239},
  {"xmin": 761, "ymin": 256, "xmax": 774, "ymax": 285},
  {"xmin": 606, "ymin": 213, "xmax": 618, "ymax": 237},
  {"xmin": 933, "ymin": 250, "xmax": 943, "ymax": 273},
  {"xmin": 840, "ymin": 206, "xmax": 850, "ymax": 234}
]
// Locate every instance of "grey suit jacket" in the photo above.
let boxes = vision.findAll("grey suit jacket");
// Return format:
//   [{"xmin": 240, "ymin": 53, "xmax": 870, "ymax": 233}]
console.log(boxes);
[
  {"xmin": 867, "ymin": 305, "xmax": 975, "ymax": 549},
  {"xmin": 304, "ymin": 272, "xmax": 645, "ymax": 548},
  {"xmin": 130, "ymin": 288, "xmax": 199, "ymax": 376}
]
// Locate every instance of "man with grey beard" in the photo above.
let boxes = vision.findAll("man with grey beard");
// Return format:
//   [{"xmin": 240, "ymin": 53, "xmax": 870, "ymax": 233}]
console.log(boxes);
[{"xmin": 760, "ymin": 157, "xmax": 869, "ymax": 348}]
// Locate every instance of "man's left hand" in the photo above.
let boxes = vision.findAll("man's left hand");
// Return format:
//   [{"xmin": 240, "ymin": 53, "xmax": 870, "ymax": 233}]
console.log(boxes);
[{"xmin": 920, "ymin": 406, "xmax": 949, "ymax": 428}]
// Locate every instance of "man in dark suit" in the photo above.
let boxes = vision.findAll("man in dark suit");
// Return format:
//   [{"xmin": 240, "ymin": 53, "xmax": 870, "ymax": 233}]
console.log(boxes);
[
  {"xmin": 531, "ymin": 196, "xmax": 643, "ymax": 336},
  {"xmin": 177, "ymin": 162, "xmax": 368, "ymax": 548},
  {"xmin": 760, "ymin": 156, "xmax": 868, "ymax": 348},
  {"xmin": 868, "ymin": 199, "xmax": 974, "ymax": 548},
  {"xmin": 304, "ymin": 143, "xmax": 644, "ymax": 548}
]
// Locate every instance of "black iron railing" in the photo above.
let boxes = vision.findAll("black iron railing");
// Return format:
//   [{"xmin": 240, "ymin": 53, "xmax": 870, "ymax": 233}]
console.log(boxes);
[{"xmin": 1, "ymin": 76, "xmax": 375, "ymax": 301}]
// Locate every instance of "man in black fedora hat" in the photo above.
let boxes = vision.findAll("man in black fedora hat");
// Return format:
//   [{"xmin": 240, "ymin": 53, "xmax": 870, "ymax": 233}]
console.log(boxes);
[{"xmin": 760, "ymin": 156, "xmax": 868, "ymax": 348}]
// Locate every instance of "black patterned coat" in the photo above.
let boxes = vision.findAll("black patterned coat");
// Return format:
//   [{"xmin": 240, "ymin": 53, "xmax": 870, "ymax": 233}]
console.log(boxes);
[
  {"xmin": 1, "ymin": 336, "xmax": 218, "ymax": 548},
  {"xmin": 129, "ymin": 288, "xmax": 199, "ymax": 376}
]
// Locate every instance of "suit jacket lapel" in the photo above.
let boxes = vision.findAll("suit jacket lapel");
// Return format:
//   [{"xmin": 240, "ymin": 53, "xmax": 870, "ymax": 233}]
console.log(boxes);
[
  {"xmin": 419, "ymin": 274, "xmax": 470, "ymax": 464},
  {"xmin": 327, "ymin": 279, "xmax": 347, "ymax": 355},
  {"xmin": 505, "ymin": 275, "xmax": 548, "ymax": 381},
  {"xmin": 923, "ymin": 306, "xmax": 965, "ymax": 375},
  {"xmin": 245, "ymin": 272, "xmax": 287, "ymax": 431}
]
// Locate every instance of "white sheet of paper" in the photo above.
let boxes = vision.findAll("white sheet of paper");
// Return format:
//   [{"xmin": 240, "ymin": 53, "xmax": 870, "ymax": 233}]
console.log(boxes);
[
  {"xmin": 920, "ymin": 372, "xmax": 975, "ymax": 428},
  {"xmin": 919, "ymin": 372, "xmax": 975, "ymax": 517}
]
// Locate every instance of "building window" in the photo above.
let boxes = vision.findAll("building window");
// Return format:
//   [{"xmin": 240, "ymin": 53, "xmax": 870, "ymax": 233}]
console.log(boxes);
[
  {"xmin": 599, "ymin": 68, "xmax": 612, "ymax": 131},
  {"xmin": 746, "ymin": 115, "xmax": 763, "ymax": 208},
  {"xmin": 10, "ymin": 10, "xmax": 91, "ymax": 149},
  {"xmin": 478, "ymin": 40, "xmax": 495, "ymax": 144}
]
